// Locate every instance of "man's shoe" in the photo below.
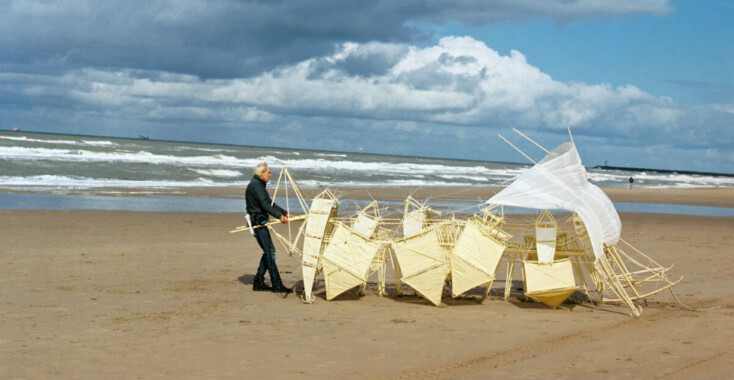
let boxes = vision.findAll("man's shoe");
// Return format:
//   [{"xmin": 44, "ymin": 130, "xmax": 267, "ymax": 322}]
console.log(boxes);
[
  {"xmin": 271, "ymin": 283, "xmax": 293, "ymax": 294},
  {"xmin": 253, "ymin": 278, "xmax": 272, "ymax": 291}
]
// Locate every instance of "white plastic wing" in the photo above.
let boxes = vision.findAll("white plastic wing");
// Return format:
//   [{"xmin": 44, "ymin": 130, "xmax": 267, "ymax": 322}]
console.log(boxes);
[
  {"xmin": 392, "ymin": 227, "xmax": 450, "ymax": 306},
  {"xmin": 450, "ymin": 219, "xmax": 506, "ymax": 297},
  {"xmin": 321, "ymin": 223, "xmax": 383, "ymax": 300},
  {"xmin": 488, "ymin": 142, "xmax": 621, "ymax": 261}
]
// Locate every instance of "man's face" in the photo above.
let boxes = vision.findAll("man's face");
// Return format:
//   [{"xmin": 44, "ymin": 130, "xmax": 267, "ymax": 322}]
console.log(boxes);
[{"xmin": 259, "ymin": 167, "xmax": 272, "ymax": 183}]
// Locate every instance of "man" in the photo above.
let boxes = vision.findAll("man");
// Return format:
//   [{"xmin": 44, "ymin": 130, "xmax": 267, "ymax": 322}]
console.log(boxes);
[{"xmin": 245, "ymin": 162, "xmax": 293, "ymax": 294}]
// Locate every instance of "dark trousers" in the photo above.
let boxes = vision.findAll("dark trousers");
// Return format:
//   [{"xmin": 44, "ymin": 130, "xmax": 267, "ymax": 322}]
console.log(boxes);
[{"xmin": 253, "ymin": 226, "xmax": 282, "ymax": 285}]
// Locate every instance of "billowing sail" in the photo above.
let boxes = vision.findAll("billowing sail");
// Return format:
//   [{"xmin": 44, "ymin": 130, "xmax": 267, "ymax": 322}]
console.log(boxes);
[{"xmin": 488, "ymin": 142, "xmax": 620, "ymax": 261}]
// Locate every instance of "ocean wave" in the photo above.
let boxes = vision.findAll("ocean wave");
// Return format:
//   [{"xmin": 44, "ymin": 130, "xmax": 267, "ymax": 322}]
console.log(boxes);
[
  {"xmin": 0, "ymin": 146, "xmax": 245, "ymax": 166},
  {"xmin": 0, "ymin": 135, "xmax": 80, "ymax": 145},
  {"xmin": 258, "ymin": 155, "xmax": 525, "ymax": 179},
  {"xmin": 2, "ymin": 172, "xmax": 731, "ymax": 191},
  {"xmin": 0, "ymin": 135, "xmax": 119, "ymax": 147},
  {"xmin": 295, "ymin": 179, "xmax": 481, "ymax": 188},
  {"xmin": 188, "ymin": 168, "xmax": 243, "ymax": 178},
  {"xmin": 0, "ymin": 175, "xmax": 477, "ymax": 189},
  {"xmin": 437, "ymin": 174, "xmax": 493, "ymax": 182},
  {"xmin": 81, "ymin": 140, "xmax": 119, "ymax": 147},
  {"xmin": 631, "ymin": 172, "xmax": 734, "ymax": 187},
  {"xmin": 1, "ymin": 146, "xmax": 523, "ymax": 180},
  {"xmin": 588, "ymin": 170, "xmax": 734, "ymax": 188},
  {"xmin": 3, "ymin": 135, "xmax": 732, "ymax": 190},
  {"xmin": 0, "ymin": 175, "xmax": 471, "ymax": 189},
  {"xmin": 174, "ymin": 145, "xmax": 236, "ymax": 153},
  {"xmin": 0, "ymin": 175, "xmax": 237, "ymax": 188}
]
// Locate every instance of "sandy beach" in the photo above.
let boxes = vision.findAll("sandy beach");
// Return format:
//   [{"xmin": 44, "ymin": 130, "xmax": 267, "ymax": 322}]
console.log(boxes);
[{"xmin": 1, "ymin": 187, "xmax": 733, "ymax": 379}]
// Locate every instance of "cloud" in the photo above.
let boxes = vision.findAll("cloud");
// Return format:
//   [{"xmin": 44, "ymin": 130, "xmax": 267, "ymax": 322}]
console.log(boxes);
[
  {"xmin": 712, "ymin": 104, "xmax": 734, "ymax": 114},
  {"xmin": 0, "ymin": 0, "xmax": 672, "ymax": 78},
  {"xmin": 415, "ymin": 0, "xmax": 672, "ymax": 24},
  {"xmin": 0, "ymin": 37, "xmax": 703, "ymax": 131},
  {"xmin": 3, "ymin": 0, "xmax": 731, "ymax": 173},
  {"xmin": 218, "ymin": 36, "xmax": 686, "ymax": 141},
  {"xmin": 0, "ymin": 37, "xmax": 649, "ymax": 128},
  {"xmin": 4, "ymin": 34, "xmax": 732, "ymax": 174}
]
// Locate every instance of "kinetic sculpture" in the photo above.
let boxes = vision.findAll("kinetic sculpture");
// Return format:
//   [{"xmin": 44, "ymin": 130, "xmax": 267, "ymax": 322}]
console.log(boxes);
[
  {"xmin": 320, "ymin": 202, "xmax": 389, "ymax": 300},
  {"xmin": 232, "ymin": 130, "xmax": 683, "ymax": 317}
]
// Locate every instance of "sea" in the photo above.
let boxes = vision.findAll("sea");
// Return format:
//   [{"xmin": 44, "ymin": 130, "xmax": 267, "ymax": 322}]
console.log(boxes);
[{"xmin": 2, "ymin": 131, "xmax": 733, "ymax": 215}]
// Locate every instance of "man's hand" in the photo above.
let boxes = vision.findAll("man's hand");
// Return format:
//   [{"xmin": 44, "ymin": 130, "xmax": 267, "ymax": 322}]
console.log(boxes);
[{"xmin": 280, "ymin": 215, "xmax": 289, "ymax": 224}]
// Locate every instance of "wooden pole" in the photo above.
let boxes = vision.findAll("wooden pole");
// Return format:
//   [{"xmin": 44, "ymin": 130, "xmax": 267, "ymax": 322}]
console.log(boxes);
[
  {"xmin": 567, "ymin": 127, "xmax": 575, "ymax": 145},
  {"xmin": 498, "ymin": 134, "xmax": 537, "ymax": 164},
  {"xmin": 271, "ymin": 166, "xmax": 285, "ymax": 206},
  {"xmin": 512, "ymin": 128, "xmax": 554, "ymax": 156},
  {"xmin": 230, "ymin": 214, "xmax": 307, "ymax": 233}
]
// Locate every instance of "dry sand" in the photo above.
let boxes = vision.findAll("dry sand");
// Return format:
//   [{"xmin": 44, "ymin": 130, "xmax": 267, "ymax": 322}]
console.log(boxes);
[{"xmin": 1, "ymin": 187, "xmax": 734, "ymax": 379}]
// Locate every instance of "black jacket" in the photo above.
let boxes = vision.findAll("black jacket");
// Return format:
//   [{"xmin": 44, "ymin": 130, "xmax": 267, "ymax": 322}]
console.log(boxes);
[{"xmin": 245, "ymin": 175, "xmax": 287, "ymax": 225}]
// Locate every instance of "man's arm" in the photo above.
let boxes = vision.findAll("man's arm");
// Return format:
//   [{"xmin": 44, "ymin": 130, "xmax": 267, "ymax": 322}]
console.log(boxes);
[
  {"xmin": 254, "ymin": 185, "xmax": 288, "ymax": 219},
  {"xmin": 275, "ymin": 203, "xmax": 293, "ymax": 224}
]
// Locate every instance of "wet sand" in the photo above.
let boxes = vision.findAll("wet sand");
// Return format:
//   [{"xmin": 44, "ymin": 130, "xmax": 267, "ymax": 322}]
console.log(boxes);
[
  {"xmin": 1, "ymin": 187, "xmax": 733, "ymax": 379},
  {"xmin": 4, "ymin": 186, "xmax": 734, "ymax": 208},
  {"xmin": 129, "ymin": 186, "xmax": 734, "ymax": 208}
]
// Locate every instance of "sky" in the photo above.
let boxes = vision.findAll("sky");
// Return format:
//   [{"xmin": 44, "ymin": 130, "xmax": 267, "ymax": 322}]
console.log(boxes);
[{"xmin": 1, "ymin": 0, "xmax": 733, "ymax": 173}]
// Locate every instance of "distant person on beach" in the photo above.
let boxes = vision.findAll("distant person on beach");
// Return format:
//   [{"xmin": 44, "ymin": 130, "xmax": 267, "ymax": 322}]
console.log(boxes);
[{"xmin": 245, "ymin": 162, "xmax": 293, "ymax": 294}]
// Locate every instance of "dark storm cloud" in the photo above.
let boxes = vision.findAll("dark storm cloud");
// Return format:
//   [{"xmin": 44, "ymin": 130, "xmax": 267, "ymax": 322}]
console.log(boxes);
[
  {"xmin": 308, "ymin": 43, "xmax": 409, "ymax": 79},
  {"xmin": 413, "ymin": 0, "xmax": 671, "ymax": 25},
  {"xmin": 1, "ymin": 0, "xmax": 415, "ymax": 78},
  {"xmin": 1, "ymin": 0, "xmax": 671, "ymax": 78}
]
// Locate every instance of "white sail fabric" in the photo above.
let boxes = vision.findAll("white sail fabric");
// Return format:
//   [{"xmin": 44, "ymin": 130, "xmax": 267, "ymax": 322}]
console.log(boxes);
[
  {"xmin": 321, "ymin": 223, "xmax": 383, "ymax": 300},
  {"xmin": 352, "ymin": 213, "xmax": 379, "ymax": 239},
  {"xmin": 450, "ymin": 219, "xmax": 506, "ymax": 297},
  {"xmin": 403, "ymin": 209, "xmax": 428, "ymax": 238},
  {"xmin": 392, "ymin": 227, "xmax": 450, "ymax": 306},
  {"xmin": 523, "ymin": 259, "xmax": 577, "ymax": 294},
  {"xmin": 523, "ymin": 259, "xmax": 578, "ymax": 308},
  {"xmin": 302, "ymin": 196, "xmax": 337, "ymax": 302},
  {"xmin": 535, "ymin": 226, "xmax": 557, "ymax": 264},
  {"xmin": 488, "ymin": 142, "xmax": 621, "ymax": 261}
]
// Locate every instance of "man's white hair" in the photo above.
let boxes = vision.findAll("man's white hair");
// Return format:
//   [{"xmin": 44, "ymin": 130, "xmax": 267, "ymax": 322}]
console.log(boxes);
[{"xmin": 254, "ymin": 162, "xmax": 269, "ymax": 176}]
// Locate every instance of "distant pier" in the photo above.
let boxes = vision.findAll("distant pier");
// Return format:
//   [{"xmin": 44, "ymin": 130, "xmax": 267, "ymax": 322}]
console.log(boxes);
[{"xmin": 593, "ymin": 165, "xmax": 734, "ymax": 178}]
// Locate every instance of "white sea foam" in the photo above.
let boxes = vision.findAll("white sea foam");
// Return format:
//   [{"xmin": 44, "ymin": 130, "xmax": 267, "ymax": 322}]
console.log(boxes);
[
  {"xmin": 3, "ymin": 134, "xmax": 732, "ymax": 190},
  {"xmin": 631, "ymin": 172, "xmax": 734, "ymax": 187},
  {"xmin": 438, "ymin": 174, "xmax": 493, "ymax": 182},
  {"xmin": 174, "ymin": 145, "xmax": 235, "ymax": 153},
  {"xmin": 0, "ymin": 175, "xmax": 236, "ymax": 188},
  {"xmin": 588, "ymin": 169, "xmax": 734, "ymax": 188},
  {"xmin": 258, "ymin": 155, "xmax": 524, "ymax": 179},
  {"xmin": 1, "ymin": 175, "xmax": 479, "ymax": 190},
  {"xmin": 0, "ymin": 135, "xmax": 119, "ymax": 147},
  {"xmin": 296, "ymin": 179, "xmax": 478, "ymax": 188},
  {"xmin": 0, "ymin": 146, "xmax": 522, "ymax": 180},
  {"xmin": 81, "ymin": 140, "xmax": 119, "ymax": 147},
  {"xmin": 0, "ymin": 146, "xmax": 247, "ymax": 166},
  {"xmin": 0, "ymin": 136, "xmax": 29, "ymax": 142},
  {"xmin": 188, "ymin": 168, "xmax": 242, "ymax": 178},
  {"xmin": 0, "ymin": 135, "xmax": 79, "ymax": 145},
  {"xmin": 588, "ymin": 172, "xmax": 628, "ymax": 183}
]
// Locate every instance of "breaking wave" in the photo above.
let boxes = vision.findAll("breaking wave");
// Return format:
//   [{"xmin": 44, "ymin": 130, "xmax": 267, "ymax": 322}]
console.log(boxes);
[
  {"xmin": 0, "ymin": 175, "xmax": 227, "ymax": 188},
  {"xmin": 188, "ymin": 168, "xmax": 243, "ymax": 178},
  {"xmin": 0, "ymin": 135, "xmax": 119, "ymax": 147}
]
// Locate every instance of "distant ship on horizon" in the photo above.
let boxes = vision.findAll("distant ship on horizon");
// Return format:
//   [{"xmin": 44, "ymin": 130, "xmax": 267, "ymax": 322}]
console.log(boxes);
[{"xmin": 137, "ymin": 134, "xmax": 149, "ymax": 140}]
